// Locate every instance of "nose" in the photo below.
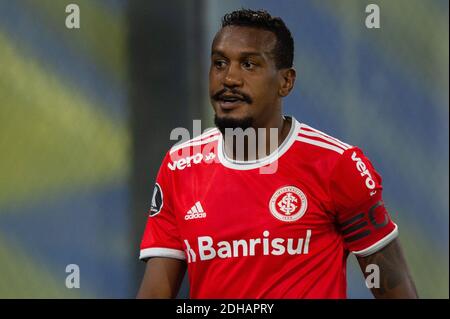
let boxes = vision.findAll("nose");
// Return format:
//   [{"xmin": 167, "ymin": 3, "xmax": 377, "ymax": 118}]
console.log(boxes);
[{"xmin": 223, "ymin": 63, "xmax": 243, "ymax": 88}]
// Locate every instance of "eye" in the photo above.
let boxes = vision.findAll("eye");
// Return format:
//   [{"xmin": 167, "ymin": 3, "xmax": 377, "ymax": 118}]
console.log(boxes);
[
  {"xmin": 242, "ymin": 60, "xmax": 256, "ymax": 70},
  {"xmin": 214, "ymin": 60, "xmax": 227, "ymax": 69}
]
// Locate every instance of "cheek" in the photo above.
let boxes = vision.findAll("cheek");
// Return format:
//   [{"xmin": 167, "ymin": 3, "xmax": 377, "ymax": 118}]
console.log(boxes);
[
  {"xmin": 251, "ymin": 77, "xmax": 279, "ymax": 100},
  {"xmin": 209, "ymin": 71, "xmax": 222, "ymax": 88},
  {"xmin": 208, "ymin": 76, "xmax": 219, "ymax": 95}
]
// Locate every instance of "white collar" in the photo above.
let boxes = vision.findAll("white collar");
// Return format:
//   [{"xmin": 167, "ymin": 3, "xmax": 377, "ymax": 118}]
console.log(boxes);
[{"xmin": 217, "ymin": 116, "xmax": 299, "ymax": 170}]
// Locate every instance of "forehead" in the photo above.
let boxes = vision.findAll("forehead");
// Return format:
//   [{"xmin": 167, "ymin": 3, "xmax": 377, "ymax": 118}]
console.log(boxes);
[{"xmin": 211, "ymin": 26, "xmax": 277, "ymax": 55}]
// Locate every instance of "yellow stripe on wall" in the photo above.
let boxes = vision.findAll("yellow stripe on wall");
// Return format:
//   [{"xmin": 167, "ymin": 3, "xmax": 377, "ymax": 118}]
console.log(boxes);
[{"xmin": 0, "ymin": 31, "xmax": 130, "ymax": 207}]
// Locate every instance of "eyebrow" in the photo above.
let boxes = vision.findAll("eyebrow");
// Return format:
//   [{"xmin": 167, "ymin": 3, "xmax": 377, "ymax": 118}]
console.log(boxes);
[{"xmin": 211, "ymin": 50, "xmax": 265, "ymax": 58}]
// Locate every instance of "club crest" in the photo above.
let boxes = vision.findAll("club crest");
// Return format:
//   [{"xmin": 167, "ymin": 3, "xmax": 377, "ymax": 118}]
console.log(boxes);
[{"xmin": 269, "ymin": 186, "xmax": 308, "ymax": 222}]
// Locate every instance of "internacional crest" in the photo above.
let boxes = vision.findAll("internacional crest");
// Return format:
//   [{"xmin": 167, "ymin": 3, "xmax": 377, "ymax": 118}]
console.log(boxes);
[{"xmin": 269, "ymin": 186, "xmax": 308, "ymax": 222}]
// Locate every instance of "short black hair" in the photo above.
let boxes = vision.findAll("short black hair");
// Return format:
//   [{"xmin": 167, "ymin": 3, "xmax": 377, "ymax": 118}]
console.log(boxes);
[{"xmin": 221, "ymin": 8, "xmax": 294, "ymax": 69}]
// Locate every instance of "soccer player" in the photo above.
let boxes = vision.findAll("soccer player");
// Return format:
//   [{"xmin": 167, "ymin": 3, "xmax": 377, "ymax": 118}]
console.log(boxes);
[{"xmin": 137, "ymin": 9, "xmax": 418, "ymax": 299}]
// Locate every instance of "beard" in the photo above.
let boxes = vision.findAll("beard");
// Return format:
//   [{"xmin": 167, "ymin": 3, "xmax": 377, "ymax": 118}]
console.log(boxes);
[{"xmin": 214, "ymin": 114, "xmax": 254, "ymax": 135}]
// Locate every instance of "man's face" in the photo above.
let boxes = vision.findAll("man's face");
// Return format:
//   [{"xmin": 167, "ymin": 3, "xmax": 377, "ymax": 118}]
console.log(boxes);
[{"xmin": 209, "ymin": 26, "xmax": 282, "ymax": 129}]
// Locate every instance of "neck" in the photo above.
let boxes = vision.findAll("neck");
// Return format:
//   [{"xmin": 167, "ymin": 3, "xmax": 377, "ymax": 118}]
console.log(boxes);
[{"xmin": 223, "ymin": 115, "xmax": 292, "ymax": 162}]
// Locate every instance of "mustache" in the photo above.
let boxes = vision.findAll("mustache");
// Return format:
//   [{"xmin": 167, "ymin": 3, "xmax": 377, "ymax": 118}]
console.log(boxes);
[{"xmin": 211, "ymin": 88, "xmax": 253, "ymax": 104}]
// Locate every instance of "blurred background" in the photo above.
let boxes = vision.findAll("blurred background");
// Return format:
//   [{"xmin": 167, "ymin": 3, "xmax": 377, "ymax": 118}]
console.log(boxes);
[{"xmin": 0, "ymin": 0, "xmax": 448, "ymax": 298}]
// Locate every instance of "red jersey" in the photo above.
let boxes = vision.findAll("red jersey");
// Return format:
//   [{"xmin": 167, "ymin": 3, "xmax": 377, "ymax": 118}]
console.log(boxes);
[{"xmin": 139, "ymin": 116, "xmax": 398, "ymax": 298}]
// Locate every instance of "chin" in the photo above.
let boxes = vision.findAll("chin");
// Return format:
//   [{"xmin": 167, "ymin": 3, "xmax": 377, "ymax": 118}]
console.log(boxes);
[
  {"xmin": 214, "ymin": 114, "xmax": 254, "ymax": 135},
  {"xmin": 215, "ymin": 112, "xmax": 244, "ymax": 121}
]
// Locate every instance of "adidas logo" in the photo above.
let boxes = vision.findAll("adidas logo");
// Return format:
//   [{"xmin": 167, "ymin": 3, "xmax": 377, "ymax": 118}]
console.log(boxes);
[{"xmin": 185, "ymin": 201, "xmax": 207, "ymax": 220}]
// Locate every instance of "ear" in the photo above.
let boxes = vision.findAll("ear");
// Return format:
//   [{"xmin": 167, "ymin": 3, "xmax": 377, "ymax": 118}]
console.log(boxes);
[{"xmin": 278, "ymin": 68, "xmax": 296, "ymax": 97}]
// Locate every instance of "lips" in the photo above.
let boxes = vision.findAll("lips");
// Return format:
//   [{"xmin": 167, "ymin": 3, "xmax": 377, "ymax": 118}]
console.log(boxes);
[{"xmin": 217, "ymin": 94, "xmax": 247, "ymax": 110}]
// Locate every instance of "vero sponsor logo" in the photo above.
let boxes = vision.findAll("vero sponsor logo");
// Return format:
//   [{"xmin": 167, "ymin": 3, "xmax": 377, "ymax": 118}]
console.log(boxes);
[
  {"xmin": 351, "ymin": 151, "xmax": 377, "ymax": 195},
  {"xmin": 168, "ymin": 153, "xmax": 215, "ymax": 171}
]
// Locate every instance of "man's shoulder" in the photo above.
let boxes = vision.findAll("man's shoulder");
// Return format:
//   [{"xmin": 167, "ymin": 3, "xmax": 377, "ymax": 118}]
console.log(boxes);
[
  {"xmin": 293, "ymin": 122, "xmax": 356, "ymax": 159},
  {"xmin": 161, "ymin": 128, "xmax": 221, "ymax": 171},
  {"xmin": 292, "ymin": 122, "xmax": 380, "ymax": 189},
  {"xmin": 168, "ymin": 127, "xmax": 220, "ymax": 155}
]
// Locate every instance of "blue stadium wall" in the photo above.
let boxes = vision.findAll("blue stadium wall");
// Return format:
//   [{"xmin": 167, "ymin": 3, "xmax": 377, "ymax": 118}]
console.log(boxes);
[{"xmin": 0, "ymin": 0, "xmax": 447, "ymax": 298}]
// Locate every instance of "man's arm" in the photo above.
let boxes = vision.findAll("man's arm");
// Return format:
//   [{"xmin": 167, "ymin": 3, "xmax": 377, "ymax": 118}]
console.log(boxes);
[
  {"xmin": 357, "ymin": 238, "xmax": 418, "ymax": 298},
  {"xmin": 137, "ymin": 257, "xmax": 187, "ymax": 299}
]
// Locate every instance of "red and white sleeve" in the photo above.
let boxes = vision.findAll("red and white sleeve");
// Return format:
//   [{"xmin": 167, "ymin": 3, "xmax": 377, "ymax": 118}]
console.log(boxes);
[
  {"xmin": 139, "ymin": 152, "xmax": 185, "ymax": 261},
  {"xmin": 330, "ymin": 147, "xmax": 398, "ymax": 257}
]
